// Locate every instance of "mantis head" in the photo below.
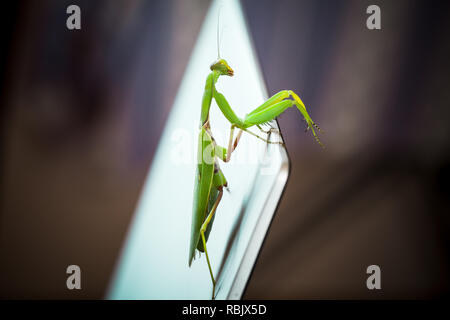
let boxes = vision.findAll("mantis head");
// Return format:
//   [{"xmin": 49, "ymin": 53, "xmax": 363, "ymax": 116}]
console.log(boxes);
[{"xmin": 210, "ymin": 59, "xmax": 234, "ymax": 76}]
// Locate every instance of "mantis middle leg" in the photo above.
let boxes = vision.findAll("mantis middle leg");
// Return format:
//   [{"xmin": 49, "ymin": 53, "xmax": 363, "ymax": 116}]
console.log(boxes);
[{"xmin": 220, "ymin": 123, "xmax": 281, "ymax": 163}]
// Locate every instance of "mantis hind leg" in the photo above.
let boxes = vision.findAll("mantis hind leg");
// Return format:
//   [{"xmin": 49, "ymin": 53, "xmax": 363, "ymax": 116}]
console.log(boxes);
[{"xmin": 200, "ymin": 187, "xmax": 224, "ymax": 299}]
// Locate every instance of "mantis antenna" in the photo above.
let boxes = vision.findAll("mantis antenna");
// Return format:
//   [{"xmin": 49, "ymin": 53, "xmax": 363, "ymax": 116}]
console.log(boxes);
[
  {"xmin": 217, "ymin": 6, "xmax": 221, "ymax": 58},
  {"xmin": 217, "ymin": 4, "xmax": 225, "ymax": 59}
]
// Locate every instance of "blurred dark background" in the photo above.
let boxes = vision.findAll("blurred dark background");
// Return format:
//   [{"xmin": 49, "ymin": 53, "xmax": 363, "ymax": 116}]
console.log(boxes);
[{"xmin": 1, "ymin": 0, "xmax": 450, "ymax": 299}]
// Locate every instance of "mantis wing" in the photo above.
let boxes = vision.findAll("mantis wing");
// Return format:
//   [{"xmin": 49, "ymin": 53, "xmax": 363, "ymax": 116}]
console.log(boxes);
[{"xmin": 188, "ymin": 127, "xmax": 215, "ymax": 266}]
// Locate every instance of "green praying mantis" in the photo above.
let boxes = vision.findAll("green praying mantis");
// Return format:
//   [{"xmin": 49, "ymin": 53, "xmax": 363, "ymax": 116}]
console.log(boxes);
[{"xmin": 188, "ymin": 14, "xmax": 323, "ymax": 300}]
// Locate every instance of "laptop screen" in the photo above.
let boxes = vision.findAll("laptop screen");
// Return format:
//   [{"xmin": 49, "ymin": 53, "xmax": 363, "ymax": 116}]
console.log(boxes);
[{"xmin": 108, "ymin": 0, "xmax": 289, "ymax": 300}]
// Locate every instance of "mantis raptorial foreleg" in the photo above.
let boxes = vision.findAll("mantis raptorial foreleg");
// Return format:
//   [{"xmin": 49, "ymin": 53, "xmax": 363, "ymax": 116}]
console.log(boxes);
[{"xmin": 213, "ymin": 88, "xmax": 323, "ymax": 147}]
